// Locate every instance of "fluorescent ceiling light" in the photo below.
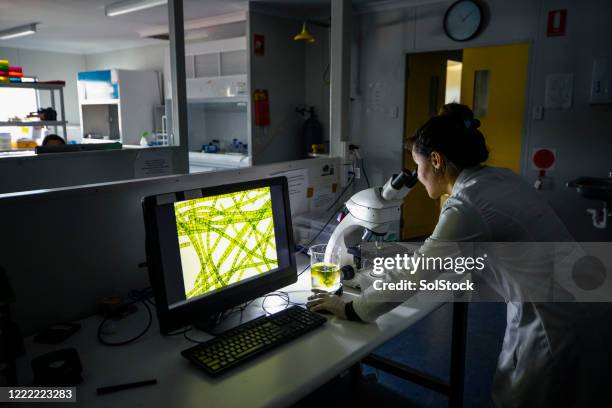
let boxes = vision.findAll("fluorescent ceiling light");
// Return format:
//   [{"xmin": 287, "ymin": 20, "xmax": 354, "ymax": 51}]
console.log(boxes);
[
  {"xmin": 0, "ymin": 23, "xmax": 37, "ymax": 40},
  {"xmin": 105, "ymin": 0, "xmax": 167, "ymax": 17},
  {"xmin": 138, "ymin": 11, "xmax": 246, "ymax": 38}
]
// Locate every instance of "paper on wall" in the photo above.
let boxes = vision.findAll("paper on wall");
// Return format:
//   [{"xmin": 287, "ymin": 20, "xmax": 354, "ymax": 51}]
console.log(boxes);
[
  {"xmin": 269, "ymin": 168, "xmax": 309, "ymax": 215},
  {"xmin": 545, "ymin": 73, "xmax": 573, "ymax": 109},
  {"xmin": 134, "ymin": 149, "xmax": 173, "ymax": 178},
  {"xmin": 310, "ymin": 184, "xmax": 336, "ymax": 213}
]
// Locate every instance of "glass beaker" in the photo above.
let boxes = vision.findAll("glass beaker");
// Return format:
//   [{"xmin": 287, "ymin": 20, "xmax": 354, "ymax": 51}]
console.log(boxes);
[{"xmin": 309, "ymin": 244, "xmax": 342, "ymax": 293}]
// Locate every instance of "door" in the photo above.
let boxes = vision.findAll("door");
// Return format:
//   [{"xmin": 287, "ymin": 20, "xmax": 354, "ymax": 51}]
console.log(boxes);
[
  {"xmin": 461, "ymin": 43, "xmax": 530, "ymax": 172},
  {"xmin": 402, "ymin": 52, "xmax": 451, "ymax": 239},
  {"xmin": 401, "ymin": 43, "xmax": 530, "ymax": 239}
]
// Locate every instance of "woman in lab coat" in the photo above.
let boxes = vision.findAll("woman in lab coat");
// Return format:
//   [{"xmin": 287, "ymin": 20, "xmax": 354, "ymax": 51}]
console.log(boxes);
[{"xmin": 307, "ymin": 106, "xmax": 612, "ymax": 407}]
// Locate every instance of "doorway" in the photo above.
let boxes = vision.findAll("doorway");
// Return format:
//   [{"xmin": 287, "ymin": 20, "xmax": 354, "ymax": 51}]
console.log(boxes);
[{"xmin": 401, "ymin": 43, "xmax": 530, "ymax": 240}]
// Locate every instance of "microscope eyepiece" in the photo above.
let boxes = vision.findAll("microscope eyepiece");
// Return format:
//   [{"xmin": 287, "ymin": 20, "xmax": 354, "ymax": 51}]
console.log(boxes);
[{"xmin": 390, "ymin": 168, "xmax": 418, "ymax": 190}]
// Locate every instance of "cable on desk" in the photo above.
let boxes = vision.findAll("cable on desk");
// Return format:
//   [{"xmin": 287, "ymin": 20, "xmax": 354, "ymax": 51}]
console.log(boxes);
[
  {"xmin": 295, "ymin": 177, "xmax": 354, "ymax": 258},
  {"xmin": 97, "ymin": 287, "xmax": 154, "ymax": 347},
  {"xmin": 326, "ymin": 177, "xmax": 354, "ymax": 212},
  {"xmin": 297, "ymin": 263, "xmax": 310, "ymax": 277},
  {"xmin": 184, "ymin": 300, "xmax": 258, "ymax": 340},
  {"xmin": 183, "ymin": 328, "xmax": 207, "ymax": 344},
  {"xmin": 361, "ymin": 158, "xmax": 371, "ymax": 188},
  {"xmin": 164, "ymin": 327, "xmax": 192, "ymax": 336},
  {"xmin": 261, "ymin": 291, "xmax": 305, "ymax": 315}
]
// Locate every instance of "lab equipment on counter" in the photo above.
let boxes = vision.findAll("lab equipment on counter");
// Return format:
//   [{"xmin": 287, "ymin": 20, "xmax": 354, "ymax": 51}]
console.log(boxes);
[
  {"xmin": 309, "ymin": 244, "xmax": 342, "ymax": 293},
  {"xmin": 324, "ymin": 169, "xmax": 419, "ymax": 288},
  {"xmin": 202, "ymin": 139, "xmax": 220, "ymax": 153},
  {"xmin": 296, "ymin": 106, "xmax": 323, "ymax": 158},
  {"xmin": 229, "ymin": 138, "xmax": 248, "ymax": 154}
]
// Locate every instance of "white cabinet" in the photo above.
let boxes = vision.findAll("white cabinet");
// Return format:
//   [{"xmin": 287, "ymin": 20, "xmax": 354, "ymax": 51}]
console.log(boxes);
[{"xmin": 164, "ymin": 37, "xmax": 248, "ymax": 101}]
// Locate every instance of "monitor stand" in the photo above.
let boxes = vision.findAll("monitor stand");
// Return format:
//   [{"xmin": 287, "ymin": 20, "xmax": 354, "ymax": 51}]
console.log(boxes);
[{"xmin": 194, "ymin": 304, "xmax": 267, "ymax": 336}]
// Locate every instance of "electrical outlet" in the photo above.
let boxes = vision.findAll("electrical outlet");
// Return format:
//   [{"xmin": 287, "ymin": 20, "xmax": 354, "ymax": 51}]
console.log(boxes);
[
  {"xmin": 341, "ymin": 164, "xmax": 353, "ymax": 186},
  {"xmin": 533, "ymin": 105, "xmax": 543, "ymax": 120}
]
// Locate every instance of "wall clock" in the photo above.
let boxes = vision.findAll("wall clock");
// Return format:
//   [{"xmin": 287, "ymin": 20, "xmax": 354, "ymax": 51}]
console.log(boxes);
[{"xmin": 444, "ymin": 0, "xmax": 484, "ymax": 42}]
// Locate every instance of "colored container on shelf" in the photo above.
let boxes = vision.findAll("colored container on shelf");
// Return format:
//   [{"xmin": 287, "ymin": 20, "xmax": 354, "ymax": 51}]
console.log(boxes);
[
  {"xmin": 0, "ymin": 65, "xmax": 8, "ymax": 72},
  {"xmin": 8, "ymin": 71, "xmax": 23, "ymax": 78},
  {"xmin": 8, "ymin": 66, "xmax": 22, "ymax": 73},
  {"xmin": 0, "ymin": 76, "xmax": 8, "ymax": 83},
  {"xmin": 0, "ymin": 59, "xmax": 9, "ymax": 66},
  {"xmin": 9, "ymin": 77, "xmax": 21, "ymax": 83},
  {"xmin": 0, "ymin": 71, "xmax": 7, "ymax": 76}
]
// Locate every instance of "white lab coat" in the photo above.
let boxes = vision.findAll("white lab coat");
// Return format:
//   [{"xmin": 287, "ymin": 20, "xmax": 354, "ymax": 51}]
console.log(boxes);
[{"xmin": 352, "ymin": 166, "xmax": 612, "ymax": 407}]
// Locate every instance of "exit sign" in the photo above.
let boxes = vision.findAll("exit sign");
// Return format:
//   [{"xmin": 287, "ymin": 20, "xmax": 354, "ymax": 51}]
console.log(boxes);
[{"xmin": 547, "ymin": 9, "xmax": 567, "ymax": 37}]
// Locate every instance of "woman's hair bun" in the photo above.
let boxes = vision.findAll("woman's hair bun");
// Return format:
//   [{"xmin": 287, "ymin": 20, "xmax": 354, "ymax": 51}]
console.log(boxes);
[
  {"xmin": 409, "ymin": 107, "xmax": 489, "ymax": 168},
  {"xmin": 464, "ymin": 118, "xmax": 481, "ymax": 129}
]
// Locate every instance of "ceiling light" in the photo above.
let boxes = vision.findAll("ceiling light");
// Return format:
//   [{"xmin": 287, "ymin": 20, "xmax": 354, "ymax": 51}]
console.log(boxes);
[
  {"xmin": 0, "ymin": 23, "xmax": 37, "ymax": 40},
  {"xmin": 294, "ymin": 22, "xmax": 315, "ymax": 43},
  {"xmin": 105, "ymin": 0, "xmax": 167, "ymax": 17}
]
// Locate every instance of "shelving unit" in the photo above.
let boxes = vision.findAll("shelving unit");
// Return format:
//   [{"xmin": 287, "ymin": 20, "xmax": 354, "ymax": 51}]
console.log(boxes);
[{"xmin": 0, "ymin": 82, "xmax": 67, "ymax": 139}]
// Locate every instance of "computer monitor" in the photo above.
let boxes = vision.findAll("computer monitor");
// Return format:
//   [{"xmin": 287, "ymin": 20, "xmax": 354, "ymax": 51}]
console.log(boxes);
[{"xmin": 142, "ymin": 176, "xmax": 297, "ymax": 334}]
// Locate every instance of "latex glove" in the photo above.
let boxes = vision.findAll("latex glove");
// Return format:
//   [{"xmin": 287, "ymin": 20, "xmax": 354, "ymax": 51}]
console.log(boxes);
[{"xmin": 306, "ymin": 289, "xmax": 347, "ymax": 319}]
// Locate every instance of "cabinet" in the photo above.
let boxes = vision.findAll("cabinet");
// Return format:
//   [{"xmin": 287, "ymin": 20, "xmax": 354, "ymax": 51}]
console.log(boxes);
[
  {"xmin": 78, "ymin": 69, "xmax": 162, "ymax": 146},
  {"xmin": 164, "ymin": 37, "xmax": 248, "ymax": 101}
]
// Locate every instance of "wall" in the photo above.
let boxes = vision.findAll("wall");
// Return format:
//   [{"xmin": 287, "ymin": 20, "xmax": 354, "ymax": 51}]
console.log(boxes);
[
  {"xmin": 304, "ymin": 25, "xmax": 331, "ymax": 143},
  {"xmin": 526, "ymin": 0, "xmax": 612, "ymax": 241},
  {"xmin": 0, "ymin": 147, "xmax": 185, "ymax": 194},
  {"xmin": 249, "ymin": 12, "xmax": 306, "ymax": 164},
  {"xmin": 85, "ymin": 44, "xmax": 166, "ymax": 73},
  {"xmin": 0, "ymin": 46, "xmax": 86, "ymax": 124},
  {"xmin": 187, "ymin": 103, "xmax": 248, "ymax": 151},
  {"xmin": 353, "ymin": 0, "xmax": 612, "ymax": 240},
  {"xmin": 350, "ymin": 8, "xmax": 408, "ymax": 188},
  {"xmin": 204, "ymin": 106, "xmax": 248, "ymax": 149}
]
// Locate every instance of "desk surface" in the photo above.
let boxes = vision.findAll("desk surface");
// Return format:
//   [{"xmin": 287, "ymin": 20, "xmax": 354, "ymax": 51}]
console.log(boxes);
[{"xmin": 15, "ymin": 255, "xmax": 444, "ymax": 408}]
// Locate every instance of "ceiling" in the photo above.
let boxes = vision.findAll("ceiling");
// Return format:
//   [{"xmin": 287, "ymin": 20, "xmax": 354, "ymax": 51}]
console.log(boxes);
[
  {"xmin": 0, "ymin": 0, "xmax": 434, "ymax": 55},
  {"xmin": 0, "ymin": 0, "xmax": 247, "ymax": 54}
]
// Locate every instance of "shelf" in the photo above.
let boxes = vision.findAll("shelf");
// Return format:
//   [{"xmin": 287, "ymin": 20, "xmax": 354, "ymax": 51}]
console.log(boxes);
[
  {"xmin": 80, "ymin": 99, "xmax": 119, "ymax": 105},
  {"xmin": 0, "ymin": 121, "xmax": 68, "ymax": 127},
  {"xmin": 0, "ymin": 82, "xmax": 65, "ymax": 90}
]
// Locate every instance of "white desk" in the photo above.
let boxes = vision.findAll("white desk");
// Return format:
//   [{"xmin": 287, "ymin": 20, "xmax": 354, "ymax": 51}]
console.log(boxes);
[{"xmin": 14, "ymin": 255, "xmax": 450, "ymax": 408}]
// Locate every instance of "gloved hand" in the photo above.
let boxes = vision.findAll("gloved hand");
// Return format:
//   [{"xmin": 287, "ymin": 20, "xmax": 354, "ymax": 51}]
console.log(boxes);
[{"xmin": 306, "ymin": 289, "xmax": 348, "ymax": 319}]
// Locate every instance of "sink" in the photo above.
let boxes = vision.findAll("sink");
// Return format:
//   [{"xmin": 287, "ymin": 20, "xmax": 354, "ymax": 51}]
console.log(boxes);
[{"xmin": 567, "ymin": 177, "xmax": 612, "ymax": 202}]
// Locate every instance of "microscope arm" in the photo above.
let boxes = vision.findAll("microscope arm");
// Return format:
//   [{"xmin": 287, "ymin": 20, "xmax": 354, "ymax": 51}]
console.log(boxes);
[
  {"xmin": 323, "ymin": 168, "xmax": 419, "ymax": 267},
  {"xmin": 325, "ymin": 213, "xmax": 365, "ymax": 266}
]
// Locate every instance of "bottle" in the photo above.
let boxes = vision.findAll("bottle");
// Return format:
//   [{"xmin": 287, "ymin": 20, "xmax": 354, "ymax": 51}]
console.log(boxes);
[{"xmin": 140, "ymin": 131, "xmax": 150, "ymax": 147}]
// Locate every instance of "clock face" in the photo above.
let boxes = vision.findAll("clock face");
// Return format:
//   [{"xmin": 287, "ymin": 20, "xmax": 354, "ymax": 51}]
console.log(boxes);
[{"xmin": 444, "ymin": 0, "xmax": 483, "ymax": 41}]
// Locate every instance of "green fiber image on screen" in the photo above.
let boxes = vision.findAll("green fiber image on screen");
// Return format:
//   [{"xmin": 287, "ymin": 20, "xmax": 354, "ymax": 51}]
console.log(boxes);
[{"xmin": 174, "ymin": 187, "xmax": 278, "ymax": 299}]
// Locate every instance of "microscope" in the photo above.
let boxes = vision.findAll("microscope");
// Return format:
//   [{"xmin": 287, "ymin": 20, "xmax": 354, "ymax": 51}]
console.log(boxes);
[{"xmin": 325, "ymin": 168, "xmax": 419, "ymax": 288}]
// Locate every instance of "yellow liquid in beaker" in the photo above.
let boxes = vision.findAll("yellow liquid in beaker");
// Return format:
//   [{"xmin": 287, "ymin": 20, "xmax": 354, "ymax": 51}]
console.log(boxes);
[{"xmin": 311, "ymin": 262, "xmax": 341, "ymax": 292}]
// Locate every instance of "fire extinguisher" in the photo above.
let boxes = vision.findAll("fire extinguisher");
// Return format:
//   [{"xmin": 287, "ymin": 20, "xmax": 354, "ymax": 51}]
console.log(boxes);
[{"xmin": 253, "ymin": 89, "xmax": 270, "ymax": 126}]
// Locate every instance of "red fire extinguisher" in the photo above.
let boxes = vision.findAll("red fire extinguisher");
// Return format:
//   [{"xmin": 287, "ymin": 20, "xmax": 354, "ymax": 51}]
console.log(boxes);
[{"xmin": 253, "ymin": 89, "xmax": 270, "ymax": 126}]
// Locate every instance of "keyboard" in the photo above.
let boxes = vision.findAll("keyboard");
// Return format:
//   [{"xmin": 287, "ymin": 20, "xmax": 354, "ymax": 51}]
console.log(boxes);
[{"xmin": 182, "ymin": 306, "xmax": 326, "ymax": 376}]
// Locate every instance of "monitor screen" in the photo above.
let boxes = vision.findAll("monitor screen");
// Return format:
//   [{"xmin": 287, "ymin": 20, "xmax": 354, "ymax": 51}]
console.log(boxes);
[
  {"xmin": 174, "ymin": 186, "xmax": 280, "ymax": 306},
  {"xmin": 143, "ymin": 177, "xmax": 297, "ymax": 333}
]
